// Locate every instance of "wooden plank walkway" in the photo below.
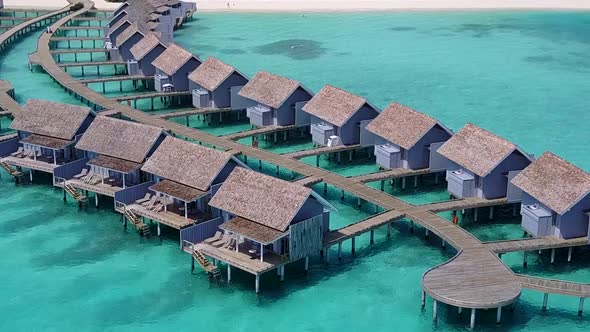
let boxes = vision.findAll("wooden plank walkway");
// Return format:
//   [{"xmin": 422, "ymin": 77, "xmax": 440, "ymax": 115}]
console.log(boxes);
[
  {"xmin": 0, "ymin": 133, "xmax": 18, "ymax": 142},
  {"xmin": 0, "ymin": 80, "xmax": 22, "ymax": 114},
  {"xmin": 80, "ymin": 75, "xmax": 152, "ymax": 84},
  {"xmin": 32, "ymin": 0, "xmax": 587, "ymax": 309},
  {"xmin": 284, "ymin": 144, "xmax": 362, "ymax": 159},
  {"xmin": 50, "ymin": 36, "xmax": 103, "ymax": 41},
  {"xmin": 484, "ymin": 236, "xmax": 589, "ymax": 254},
  {"xmin": 323, "ymin": 210, "xmax": 404, "ymax": 247},
  {"xmin": 351, "ymin": 167, "xmax": 431, "ymax": 183},
  {"xmin": 70, "ymin": 17, "xmax": 107, "ymax": 21},
  {"xmin": 58, "ymin": 26, "xmax": 103, "ymax": 31},
  {"xmin": 516, "ymin": 274, "xmax": 590, "ymax": 297},
  {"xmin": 50, "ymin": 48, "xmax": 106, "ymax": 54},
  {"xmin": 0, "ymin": 16, "xmax": 30, "ymax": 21},
  {"xmin": 224, "ymin": 124, "xmax": 299, "ymax": 140},
  {"xmin": 113, "ymin": 91, "xmax": 191, "ymax": 102},
  {"xmin": 156, "ymin": 107, "xmax": 232, "ymax": 119},
  {"xmin": 419, "ymin": 197, "xmax": 508, "ymax": 213},
  {"xmin": 57, "ymin": 60, "xmax": 126, "ymax": 68},
  {"xmin": 292, "ymin": 176, "xmax": 323, "ymax": 187}
]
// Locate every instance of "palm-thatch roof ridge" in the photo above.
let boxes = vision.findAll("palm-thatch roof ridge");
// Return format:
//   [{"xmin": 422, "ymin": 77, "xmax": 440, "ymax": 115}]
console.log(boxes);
[
  {"xmin": 302, "ymin": 85, "xmax": 369, "ymax": 127},
  {"xmin": 237, "ymin": 71, "xmax": 302, "ymax": 109},
  {"xmin": 151, "ymin": 43, "xmax": 198, "ymax": 76},
  {"xmin": 188, "ymin": 57, "xmax": 240, "ymax": 92},
  {"xmin": 130, "ymin": 33, "xmax": 163, "ymax": 60}
]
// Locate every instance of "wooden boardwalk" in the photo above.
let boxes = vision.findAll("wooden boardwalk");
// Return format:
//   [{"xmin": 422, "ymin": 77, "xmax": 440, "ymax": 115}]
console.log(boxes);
[
  {"xmin": 30, "ymin": 0, "xmax": 588, "ymax": 311},
  {"xmin": 50, "ymin": 36, "xmax": 103, "ymax": 42},
  {"xmin": 224, "ymin": 124, "xmax": 299, "ymax": 140},
  {"xmin": 80, "ymin": 75, "xmax": 152, "ymax": 84},
  {"xmin": 284, "ymin": 144, "xmax": 362, "ymax": 159},
  {"xmin": 351, "ymin": 167, "xmax": 431, "ymax": 183},
  {"xmin": 57, "ymin": 60, "xmax": 126, "ymax": 68},
  {"xmin": 323, "ymin": 210, "xmax": 404, "ymax": 247},
  {"xmin": 113, "ymin": 91, "xmax": 191, "ymax": 102},
  {"xmin": 57, "ymin": 26, "xmax": 103, "ymax": 31},
  {"xmin": 156, "ymin": 107, "xmax": 233, "ymax": 119},
  {"xmin": 419, "ymin": 197, "xmax": 508, "ymax": 213},
  {"xmin": 516, "ymin": 274, "xmax": 590, "ymax": 297},
  {"xmin": 50, "ymin": 48, "xmax": 106, "ymax": 54},
  {"xmin": 484, "ymin": 236, "xmax": 589, "ymax": 254},
  {"xmin": 292, "ymin": 176, "xmax": 323, "ymax": 187}
]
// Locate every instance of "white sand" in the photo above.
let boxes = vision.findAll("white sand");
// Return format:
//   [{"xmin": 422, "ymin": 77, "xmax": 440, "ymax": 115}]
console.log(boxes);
[{"xmin": 4, "ymin": 0, "xmax": 590, "ymax": 12}]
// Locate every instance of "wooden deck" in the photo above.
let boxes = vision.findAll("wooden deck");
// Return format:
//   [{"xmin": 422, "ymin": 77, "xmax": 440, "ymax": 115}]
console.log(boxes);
[
  {"xmin": 67, "ymin": 178, "xmax": 122, "ymax": 197},
  {"xmin": 80, "ymin": 75, "xmax": 153, "ymax": 84},
  {"xmin": 223, "ymin": 124, "xmax": 299, "ymax": 140},
  {"xmin": 113, "ymin": 91, "xmax": 191, "ymax": 102},
  {"xmin": 127, "ymin": 203, "xmax": 197, "ymax": 230},
  {"xmin": 196, "ymin": 242, "xmax": 287, "ymax": 275},
  {"xmin": 50, "ymin": 36, "xmax": 104, "ymax": 42},
  {"xmin": 283, "ymin": 144, "xmax": 362, "ymax": 159},
  {"xmin": 58, "ymin": 26, "xmax": 103, "ymax": 31},
  {"xmin": 323, "ymin": 210, "xmax": 404, "ymax": 247},
  {"xmin": 292, "ymin": 176, "xmax": 323, "ymax": 187},
  {"xmin": 484, "ymin": 236, "xmax": 589, "ymax": 254},
  {"xmin": 351, "ymin": 167, "xmax": 431, "ymax": 183},
  {"xmin": 516, "ymin": 274, "xmax": 590, "ymax": 297},
  {"xmin": 30, "ymin": 0, "xmax": 587, "ymax": 307},
  {"xmin": 0, "ymin": 80, "xmax": 22, "ymax": 114},
  {"xmin": 0, "ymin": 133, "xmax": 18, "ymax": 142},
  {"xmin": 57, "ymin": 60, "xmax": 126, "ymax": 68},
  {"xmin": 419, "ymin": 197, "xmax": 508, "ymax": 213},
  {"xmin": 156, "ymin": 107, "xmax": 233, "ymax": 119},
  {"xmin": 50, "ymin": 48, "xmax": 106, "ymax": 54},
  {"xmin": 2, "ymin": 155, "xmax": 58, "ymax": 173}
]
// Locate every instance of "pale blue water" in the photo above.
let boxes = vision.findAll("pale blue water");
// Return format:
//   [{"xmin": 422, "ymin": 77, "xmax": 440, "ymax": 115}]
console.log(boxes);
[{"xmin": 1, "ymin": 10, "xmax": 590, "ymax": 332}]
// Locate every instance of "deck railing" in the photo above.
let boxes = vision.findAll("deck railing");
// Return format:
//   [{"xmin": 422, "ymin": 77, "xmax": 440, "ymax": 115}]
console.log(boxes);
[{"xmin": 179, "ymin": 217, "xmax": 223, "ymax": 249}]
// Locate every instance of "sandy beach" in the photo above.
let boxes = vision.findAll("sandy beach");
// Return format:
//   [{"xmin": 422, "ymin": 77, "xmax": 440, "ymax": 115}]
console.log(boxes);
[{"xmin": 4, "ymin": 0, "xmax": 590, "ymax": 11}]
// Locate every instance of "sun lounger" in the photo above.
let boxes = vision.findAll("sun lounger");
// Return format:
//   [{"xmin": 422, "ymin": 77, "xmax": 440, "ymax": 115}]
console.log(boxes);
[
  {"xmin": 135, "ymin": 193, "xmax": 151, "ymax": 204},
  {"xmin": 72, "ymin": 168, "xmax": 88, "ymax": 179},
  {"xmin": 90, "ymin": 176, "xmax": 102, "ymax": 185},
  {"xmin": 83, "ymin": 171, "xmax": 95, "ymax": 183},
  {"xmin": 141, "ymin": 196, "xmax": 157, "ymax": 208},
  {"xmin": 151, "ymin": 203, "xmax": 164, "ymax": 212},
  {"xmin": 10, "ymin": 147, "xmax": 23, "ymax": 157},
  {"xmin": 22, "ymin": 150, "xmax": 33, "ymax": 158},
  {"xmin": 211, "ymin": 233, "xmax": 230, "ymax": 247},
  {"xmin": 224, "ymin": 237, "xmax": 236, "ymax": 250},
  {"xmin": 204, "ymin": 231, "xmax": 222, "ymax": 244}
]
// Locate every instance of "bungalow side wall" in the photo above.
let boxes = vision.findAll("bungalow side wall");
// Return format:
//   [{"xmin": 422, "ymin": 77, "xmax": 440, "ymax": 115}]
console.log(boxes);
[
  {"xmin": 146, "ymin": 134, "xmax": 166, "ymax": 159},
  {"xmin": 139, "ymin": 45, "xmax": 166, "ymax": 76},
  {"xmin": 171, "ymin": 59, "xmax": 201, "ymax": 92},
  {"xmin": 119, "ymin": 34, "xmax": 143, "ymax": 61},
  {"xmin": 212, "ymin": 74, "xmax": 249, "ymax": 109},
  {"xmin": 406, "ymin": 126, "xmax": 452, "ymax": 170},
  {"xmin": 211, "ymin": 161, "xmax": 237, "ymax": 186},
  {"xmin": 338, "ymin": 105, "xmax": 379, "ymax": 145},
  {"xmin": 110, "ymin": 4, "xmax": 128, "ymax": 19},
  {"xmin": 292, "ymin": 197, "xmax": 324, "ymax": 223},
  {"xmin": 76, "ymin": 115, "xmax": 95, "ymax": 136},
  {"xmin": 108, "ymin": 24, "xmax": 130, "ymax": 45},
  {"xmin": 275, "ymin": 88, "xmax": 312, "ymax": 126},
  {"xmin": 107, "ymin": 11, "xmax": 126, "ymax": 30},
  {"xmin": 557, "ymin": 195, "xmax": 590, "ymax": 239},
  {"xmin": 481, "ymin": 152, "xmax": 531, "ymax": 199}
]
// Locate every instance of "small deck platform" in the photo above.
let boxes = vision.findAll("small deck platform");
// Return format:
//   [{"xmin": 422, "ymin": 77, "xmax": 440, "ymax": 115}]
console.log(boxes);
[
  {"xmin": 323, "ymin": 210, "xmax": 404, "ymax": 247},
  {"xmin": 156, "ymin": 107, "xmax": 232, "ymax": 119},
  {"xmin": 351, "ymin": 167, "xmax": 431, "ymax": 183},
  {"xmin": 484, "ymin": 236, "xmax": 589, "ymax": 254},
  {"xmin": 283, "ymin": 144, "xmax": 362, "ymax": 159},
  {"xmin": 419, "ymin": 197, "xmax": 508, "ymax": 213},
  {"xmin": 2, "ymin": 155, "xmax": 58, "ymax": 173},
  {"xmin": 127, "ymin": 203, "xmax": 198, "ymax": 230},
  {"xmin": 292, "ymin": 176, "xmax": 323, "ymax": 187},
  {"xmin": 196, "ymin": 242, "xmax": 287, "ymax": 275},
  {"xmin": 67, "ymin": 178, "xmax": 123, "ymax": 197},
  {"xmin": 224, "ymin": 124, "xmax": 299, "ymax": 141}
]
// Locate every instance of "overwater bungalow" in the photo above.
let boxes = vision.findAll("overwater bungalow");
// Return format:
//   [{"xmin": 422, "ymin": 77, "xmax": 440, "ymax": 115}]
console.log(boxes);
[
  {"xmin": 511, "ymin": 152, "xmax": 590, "ymax": 239},
  {"xmin": 197, "ymin": 167, "xmax": 333, "ymax": 292},
  {"xmin": 187, "ymin": 57, "xmax": 249, "ymax": 110},
  {"xmin": 128, "ymin": 33, "xmax": 166, "ymax": 76},
  {"xmin": 436, "ymin": 123, "xmax": 533, "ymax": 201},
  {"xmin": 114, "ymin": 24, "xmax": 144, "ymax": 62},
  {"xmin": 302, "ymin": 85, "xmax": 379, "ymax": 146},
  {"xmin": 66, "ymin": 116, "xmax": 166, "ymax": 205},
  {"xmin": 105, "ymin": 18, "xmax": 131, "ymax": 48},
  {"xmin": 365, "ymin": 102, "xmax": 453, "ymax": 170},
  {"xmin": 117, "ymin": 136, "xmax": 246, "ymax": 236},
  {"xmin": 237, "ymin": 71, "xmax": 313, "ymax": 128},
  {"xmin": 0, "ymin": 100, "xmax": 95, "ymax": 183},
  {"xmin": 151, "ymin": 43, "xmax": 201, "ymax": 92}
]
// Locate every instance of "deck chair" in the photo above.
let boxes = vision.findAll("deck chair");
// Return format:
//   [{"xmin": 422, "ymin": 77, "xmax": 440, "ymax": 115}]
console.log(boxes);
[
  {"xmin": 151, "ymin": 203, "xmax": 164, "ymax": 212},
  {"xmin": 204, "ymin": 231, "xmax": 222, "ymax": 244},
  {"xmin": 90, "ymin": 176, "xmax": 103, "ymax": 185},
  {"xmin": 83, "ymin": 171, "xmax": 95, "ymax": 183},
  {"xmin": 211, "ymin": 233, "xmax": 230, "ymax": 247},
  {"xmin": 72, "ymin": 168, "xmax": 88, "ymax": 179},
  {"xmin": 135, "ymin": 193, "xmax": 151, "ymax": 205},
  {"xmin": 10, "ymin": 147, "xmax": 23, "ymax": 157},
  {"xmin": 224, "ymin": 237, "xmax": 237, "ymax": 250},
  {"xmin": 141, "ymin": 196, "xmax": 157, "ymax": 208},
  {"xmin": 22, "ymin": 150, "xmax": 33, "ymax": 158}
]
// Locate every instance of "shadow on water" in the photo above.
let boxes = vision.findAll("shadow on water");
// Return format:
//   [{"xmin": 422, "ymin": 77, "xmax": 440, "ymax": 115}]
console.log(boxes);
[
  {"xmin": 254, "ymin": 39, "xmax": 327, "ymax": 60},
  {"xmin": 389, "ymin": 26, "xmax": 417, "ymax": 32},
  {"xmin": 220, "ymin": 48, "xmax": 247, "ymax": 54}
]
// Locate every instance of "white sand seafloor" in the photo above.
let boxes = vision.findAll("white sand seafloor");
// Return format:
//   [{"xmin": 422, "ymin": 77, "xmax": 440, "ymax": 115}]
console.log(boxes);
[{"xmin": 5, "ymin": 0, "xmax": 590, "ymax": 11}]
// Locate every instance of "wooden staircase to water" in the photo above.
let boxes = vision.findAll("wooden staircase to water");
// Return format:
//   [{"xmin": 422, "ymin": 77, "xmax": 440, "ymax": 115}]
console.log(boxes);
[
  {"xmin": 64, "ymin": 182, "xmax": 88, "ymax": 205},
  {"xmin": 0, "ymin": 160, "xmax": 24, "ymax": 181},
  {"xmin": 192, "ymin": 248, "xmax": 222, "ymax": 282},
  {"xmin": 123, "ymin": 208, "xmax": 151, "ymax": 237}
]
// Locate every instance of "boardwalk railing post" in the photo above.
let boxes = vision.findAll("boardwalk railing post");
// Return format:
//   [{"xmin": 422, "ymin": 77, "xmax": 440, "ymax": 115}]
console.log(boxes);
[
  {"xmin": 579, "ymin": 297, "xmax": 584, "ymax": 316},
  {"xmin": 542, "ymin": 293, "xmax": 549, "ymax": 311}
]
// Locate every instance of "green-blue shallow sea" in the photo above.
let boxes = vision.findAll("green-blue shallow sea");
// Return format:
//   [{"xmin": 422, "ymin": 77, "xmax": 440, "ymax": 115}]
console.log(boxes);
[{"xmin": 1, "ymin": 10, "xmax": 589, "ymax": 331}]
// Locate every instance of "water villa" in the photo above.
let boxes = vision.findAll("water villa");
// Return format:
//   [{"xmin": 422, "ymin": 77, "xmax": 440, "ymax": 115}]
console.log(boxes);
[
  {"xmin": 119, "ymin": 136, "xmax": 245, "ymax": 237},
  {"xmin": 238, "ymin": 71, "xmax": 313, "ymax": 128},
  {"xmin": 0, "ymin": 99, "xmax": 94, "ymax": 183},
  {"xmin": 128, "ymin": 33, "xmax": 165, "ymax": 76},
  {"xmin": 193, "ymin": 167, "xmax": 333, "ymax": 292},
  {"xmin": 151, "ymin": 43, "xmax": 201, "ymax": 92},
  {"xmin": 365, "ymin": 102, "xmax": 453, "ymax": 170},
  {"xmin": 437, "ymin": 123, "xmax": 533, "ymax": 201},
  {"xmin": 188, "ymin": 57, "xmax": 248, "ymax": 110},
  {"xmin": 67, "ymin": 116, "xmax": 166, "ymax": 206},
  {"xmin": 302, "ymin": 85, "xmax": 379, "ymax": 146},
  {"xmin": 115, "ymin": 24, "xmax": 143, "ymax": 62},
  {"xmin": 511, "ymin": 152, "xmax": 590, "ymax": 240},
  {"xmin": 104, "ymin": 18, "xmax": 131, "ymax": 53}
]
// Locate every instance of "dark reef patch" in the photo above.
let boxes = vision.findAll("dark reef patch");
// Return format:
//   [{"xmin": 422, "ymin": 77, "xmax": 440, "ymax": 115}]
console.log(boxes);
[{"xmin": 254, "ymin": 39, "xmax": 326, "ymax": 60}]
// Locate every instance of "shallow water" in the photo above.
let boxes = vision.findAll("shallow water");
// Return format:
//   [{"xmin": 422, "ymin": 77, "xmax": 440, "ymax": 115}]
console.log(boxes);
[{"xmin": 1, "ymin": 11, "xmax": 590, "ymax": 332}]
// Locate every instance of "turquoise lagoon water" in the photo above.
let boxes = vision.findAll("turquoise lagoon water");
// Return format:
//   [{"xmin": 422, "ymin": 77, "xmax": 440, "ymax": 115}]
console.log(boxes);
[{"xmin": 1, "ymin": 11, "xmax": 590, "ymax": 331}]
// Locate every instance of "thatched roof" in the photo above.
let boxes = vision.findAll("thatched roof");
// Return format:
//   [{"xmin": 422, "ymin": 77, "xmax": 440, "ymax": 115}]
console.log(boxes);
[
  {"xmin": 220, "ymin": 217, "xmax": 286, "ymax": 245},
  {"xmin": 151, "ymin": 43, "xmax": 197, "ymax": 76},
  {"xmin": 87, "ymin": 154, "xmax": 143, "ymax": 173},
  {"xmin": 366, "ymin": 102, "xmax": 449, "ymax": 150},
  {"xmin": 10, "ymin": 99, "xmax": 91, "ymax": 140},
  {"xmin": 188, "ymin": 57, "xmax": 242, "ymax": 92},
  {"xmin": 115, "ymin": 24, "xmax": 142, "ymax": 48},
  {"xmin": 20, "ymin": 134, "xmax": 73, "ymax": 150},
  {"xmin": 511, "ymin": 152, "xmax": 590, "ymax": 215},
  {"xmin": 130, "ymin": 33, "xmax": 162, "ymax": 60},
  {"xmin": 209, "ymin": 167, "xmax": 311, "ymax": 232},
  {"xmin": 142, "ymin": 136, "xmax": 233, "ymax": 191},
  {"xmin": 302, "ymin": 85, "xmax": 371, "ymax": 127},
  {"xmin": 436, "ymin": 123, "xmax": 519, "ymax": 177},
  {"xmin": 76, "ymin": 116, "xmax": 163, "ymax": 163},
  {"xmin": 237, "ymin": 71, "xmax": 302, "ymax": 109},
  {"xmin": 149, "ymin": 179, "xmax": 207, "ymax": 202}
]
